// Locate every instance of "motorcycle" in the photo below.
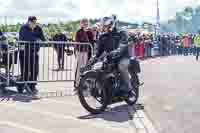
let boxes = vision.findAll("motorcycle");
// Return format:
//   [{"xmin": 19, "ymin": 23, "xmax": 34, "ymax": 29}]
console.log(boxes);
[{"xmin": 77, "ymin": 52, "xmax": 142, "ymax": 114}]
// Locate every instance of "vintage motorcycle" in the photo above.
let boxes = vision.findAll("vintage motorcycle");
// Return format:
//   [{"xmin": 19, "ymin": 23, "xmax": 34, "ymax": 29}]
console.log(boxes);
[{"xmin": 77, "ymin": 51, "xmax": 142, "ymax": 114}]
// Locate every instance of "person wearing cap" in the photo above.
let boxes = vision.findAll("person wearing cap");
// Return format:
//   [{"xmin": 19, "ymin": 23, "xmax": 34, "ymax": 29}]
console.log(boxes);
[
  {"xmin": 194, "ymin": 30, "xmax": 200, "ymax": 60},
  {"xmin": 19, "ymin": 16, "xmax": 46, "ymax": 95}
]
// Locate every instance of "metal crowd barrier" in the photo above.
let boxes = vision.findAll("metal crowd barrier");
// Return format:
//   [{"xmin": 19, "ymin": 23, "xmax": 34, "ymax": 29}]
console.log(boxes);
[{"xmin": 0, "ymin": 41, "xmax": 93, "ymax": 93}]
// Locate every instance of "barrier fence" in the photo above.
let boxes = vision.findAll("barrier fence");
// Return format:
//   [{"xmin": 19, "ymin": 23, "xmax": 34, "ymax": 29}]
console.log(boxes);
[
  {"xmin": 0, "ymin": 40, "xmax": 197, "ymax": 94},
  {"xmin": 0, "ymin": 41, "xmax": 93, "ymax": 93}
]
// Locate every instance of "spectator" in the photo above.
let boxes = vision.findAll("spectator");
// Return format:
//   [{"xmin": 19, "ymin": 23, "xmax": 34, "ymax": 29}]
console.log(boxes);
[
  {"xmin": 75, "ymin": 18, "xmax": 94, "ymax": 61},
  {"xmin": 86, "ymin": 28, "xmax": 95, "ymax": 60},
  {"xmin": 144, "ymin": 35, "xmax": 153, "ymax": 57},
  {"xmin": 188, "ymin": 34, "xmax": 193, "ymax": 55},
  {"xmin": 170, "ymin": 35, "xmax": 176, "ymax": 55},
  {"xmin": 138, "ymin": 36, "xmax": 145, "ymax": 59},
  {"xmin": 175, "ymin": 35, "xmax": 182, "ymax": 55},
  {"xmin": 52, "ymin": 28, "xmax": 68, "ymax": 70},
  {"xmin": 19, "ymin": 16, "xmax": 45, "ymax": 95},
  {"xmin": 166, "ymin": 35, "xmax": 171, "ymax": 55},
  {"xmin": 192, "ymin": 34, "xmax": 196, "ymax": 55},
  {"xmin": 161, "ymin": 35, "xmax": 169, "ymax": 56},
  {"xmin": 181, "ymin": 34, "xmax": 190, "ymax": 56},
  {"xmin": 194, "ymin": 31, "xmax": 200, "ymax": 61},
  {"xmin": 0, "ymin": 30, "xmax": 3, "ymax": 37},
  {"xmin": 94, "ymin": 22, "xmax": 101, "ymax": 40},
  {"xmin": 74, "ymin": 18, "xmax": 94, "ymax": 88}
]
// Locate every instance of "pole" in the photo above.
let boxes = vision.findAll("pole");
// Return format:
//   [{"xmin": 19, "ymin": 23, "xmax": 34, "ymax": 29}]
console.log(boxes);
[{"xmin": 156, "ymin": 0, "xmax": 160, "ymax": 41}]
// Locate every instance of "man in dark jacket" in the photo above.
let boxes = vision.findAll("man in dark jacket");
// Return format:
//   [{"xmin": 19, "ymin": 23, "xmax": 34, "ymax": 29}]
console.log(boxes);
[
  {"xmin": 93, "ymin": 16, "xmax": 136, "ymax": 105},
  {"xmin": 19, "ymin": 16, "xmax": 45, "ymax": 95},
  {"xmin": 161, "ymin": 35, "xmax": 168, "ymax": 56}
]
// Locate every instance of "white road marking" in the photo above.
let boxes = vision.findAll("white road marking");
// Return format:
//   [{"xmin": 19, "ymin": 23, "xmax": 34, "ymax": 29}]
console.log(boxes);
[
  {"xmin": 0, "ymin": 98, "xmax": 159, "ymax": 133},
  {"xmin": 41, "ymin": 98, "xmax": 81, "ymax": 108},
  {"xmin": 135, "ymin": 110, "xmax": 159, "ymax": 133},
  {"xmin": 0, "ymin": 121, "xmax": 50, "ymax": 133},
  {"xmin": 0, "ymin": 102, "xmax": 126, "ymax": 132}
]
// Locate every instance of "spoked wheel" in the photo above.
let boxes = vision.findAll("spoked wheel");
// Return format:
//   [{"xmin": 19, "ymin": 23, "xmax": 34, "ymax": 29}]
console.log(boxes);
[
  {"xmin": 0, "ymin": 78, "xmax": 7, "ymax": 94},
  {"xmin": 78, "ymin": 72, "xmax": 109, "ymax": 114},
  {"xmin": 17, "ymin": 84, "xmax": 24, "ymax": 94},
  {"xmin": 0, "ymin": 85, "xmax": 7, "ymax": 94},
  {"xmin": 125, "ymin": 73, "xmax": 139, "ymax": 105}
]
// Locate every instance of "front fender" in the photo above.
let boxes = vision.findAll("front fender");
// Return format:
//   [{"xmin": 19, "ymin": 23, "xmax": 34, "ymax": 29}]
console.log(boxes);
[
  {"xmin": 129, "ymin": 59, "xmax": 141, "ymax": 74},
  {"xmin": 80, "ymin": 70, "xmax": 103, "ymax": 80},
  {"xmin": 102, "ymin": 73, "xmax": 115, "ymax": 82}
]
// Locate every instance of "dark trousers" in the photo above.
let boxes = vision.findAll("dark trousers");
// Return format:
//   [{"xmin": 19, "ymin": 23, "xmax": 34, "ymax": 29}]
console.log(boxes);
[
  {"xmin": 145, "ymin": 45, "xmax": 152, "ymax": 57},
  {"xmin": 189, "ymin": 47, "xmax": 193, "ymax": 55},
  {"xmin": 19, "ymin": 50, "xmax": 39, "ymax": 87},
  {"xmin": 160, "ymin": 46, "xmax": 167, "ymax": 56},
  {"xmin": 177, "ymin": 46, "xmax": 183, "ymax": 55},
  {"xmin": 171, "ymin": 45, "xmax": 176, "ymax": 55},
  {"xmin": 56, "ymin": 47, "xmax": 65, "ymax": 68},
  {"xmin": 183, "ymin": 47, "xmax": 189, "ymax": 56},
  {"xmin": 196, "ymin": 47, "xmax": 200, "ymax": 60},
  {"xmin": 87, "ymin": 47, "xmax": 92, "ymax": 61},
  {"xmin": 193, "ymin": 47, "xmax": 196, "ymax": 55}
]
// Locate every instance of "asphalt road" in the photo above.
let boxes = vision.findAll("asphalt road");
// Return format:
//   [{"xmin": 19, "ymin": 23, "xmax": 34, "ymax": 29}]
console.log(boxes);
[
  {"xmin": 0, "ymin": 52, "xmax": 199, "ymax": 133},
  {"xmin": 140, "ymin": 55, "xmax": 200, "ymax": 133},
  {"xmin": 0, "ymin": 48, "xmax": 152, "ymax": 133}
]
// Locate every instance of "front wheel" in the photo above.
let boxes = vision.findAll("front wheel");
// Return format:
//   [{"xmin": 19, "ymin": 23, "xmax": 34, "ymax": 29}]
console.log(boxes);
[
  {"xmin": 125, "ymin": 73, "xmax": 139, "ymax": 105},
  {"xmin": 78, "ymin": 71, "xmax": 109, "ymax": 114}
]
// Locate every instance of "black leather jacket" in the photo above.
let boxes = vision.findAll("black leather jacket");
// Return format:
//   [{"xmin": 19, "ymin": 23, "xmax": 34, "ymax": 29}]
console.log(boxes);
[{"xmin": 95, "ymin": 29, "xmax": 129, "ymax": 58}]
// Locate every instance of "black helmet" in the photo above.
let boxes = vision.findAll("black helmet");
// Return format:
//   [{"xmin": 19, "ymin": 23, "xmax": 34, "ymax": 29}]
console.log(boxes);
[{"xmin": 100, "ymin": 16, "xmax": 114, "ymax": 27}]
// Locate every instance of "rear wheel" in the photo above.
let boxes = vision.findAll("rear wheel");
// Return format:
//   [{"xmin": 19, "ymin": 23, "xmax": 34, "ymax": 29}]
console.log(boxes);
[{"xmin": 78, "ymin": 71, "xmax": 109, "ymax": 114}]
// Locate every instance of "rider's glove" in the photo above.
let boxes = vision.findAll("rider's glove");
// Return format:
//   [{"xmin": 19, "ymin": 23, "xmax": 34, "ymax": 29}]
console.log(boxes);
[
  {"xmin": 80, "ymin": 57, "xmax": 97, "ymax": 73},
  {"xmin": 88, "ymin": 57, "xmax": 97, "ymax": 65},
  {"xmin": 109, "ymin": 49, "xmax": 121, "ymax": 59}
]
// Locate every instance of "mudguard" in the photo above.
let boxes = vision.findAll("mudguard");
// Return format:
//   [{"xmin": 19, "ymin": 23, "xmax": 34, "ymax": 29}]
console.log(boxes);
[{"xmin": 128, "ymin": 59, "xmax": 141, "ymax": 74}]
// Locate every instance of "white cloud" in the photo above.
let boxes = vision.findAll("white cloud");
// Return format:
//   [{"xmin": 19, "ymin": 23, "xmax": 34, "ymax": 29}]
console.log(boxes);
[{"xmin": 0, "ymin": 0, "xmax": 199, "ymax": 24}]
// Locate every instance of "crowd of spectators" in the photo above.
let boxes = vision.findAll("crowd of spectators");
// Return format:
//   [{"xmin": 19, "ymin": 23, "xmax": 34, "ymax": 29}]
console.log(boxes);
[
  {"xmin": 1, "ymin": 16, "xmax": 200, "ymax": 96},
  {"xmin": 128, "ymin": 32, "xmax": 200, "ymax": 60}
]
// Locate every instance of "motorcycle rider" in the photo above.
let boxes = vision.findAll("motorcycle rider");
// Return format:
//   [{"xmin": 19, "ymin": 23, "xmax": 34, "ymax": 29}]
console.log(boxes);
[{"xmin": 91, "ymin": 16, "xmax": 136, "ymax": 105}]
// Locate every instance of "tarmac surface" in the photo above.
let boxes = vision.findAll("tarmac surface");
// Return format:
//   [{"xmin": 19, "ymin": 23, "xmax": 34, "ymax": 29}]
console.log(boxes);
[{"xmin": 0, "ymin": 51, "xmax": 199, "ymax": 133}]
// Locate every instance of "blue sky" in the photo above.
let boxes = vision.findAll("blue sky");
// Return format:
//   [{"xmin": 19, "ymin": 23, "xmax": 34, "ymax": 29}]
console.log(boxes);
[{"xmin": 0, "ymin": 0, "xmax": 199, "ymax": 24}]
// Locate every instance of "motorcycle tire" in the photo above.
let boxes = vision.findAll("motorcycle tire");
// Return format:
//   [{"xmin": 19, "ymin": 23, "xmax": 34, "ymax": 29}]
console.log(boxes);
[
  {"xmin": 17, "ymin": 86, "xmax": 24, "ymax": 94},
  {"xmin": 125, "ymin": 73, "xmax": 139, "ymax": 105},
  {"xmin": 78, "ymin": 71, "xmax": 109, "ymax": 114}
]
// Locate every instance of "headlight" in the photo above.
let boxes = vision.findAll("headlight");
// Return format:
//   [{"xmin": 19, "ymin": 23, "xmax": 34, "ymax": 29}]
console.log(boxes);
[{"xmin": 93, "ymin": 62, "xmax": 103, "ymax": 70}]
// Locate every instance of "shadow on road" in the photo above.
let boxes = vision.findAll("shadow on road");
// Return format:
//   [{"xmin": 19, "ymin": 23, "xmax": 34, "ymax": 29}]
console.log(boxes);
[
  {"xmin": 0, "ymin": 88, "xmax": 75, "ymax": 103},
  {"xmin": 0, "ymin": 89, "xmax": 34, "ymax": 103},
  {"xmin": 78, "ymin": 104, "xmax": 144, "ymax": 123}
]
